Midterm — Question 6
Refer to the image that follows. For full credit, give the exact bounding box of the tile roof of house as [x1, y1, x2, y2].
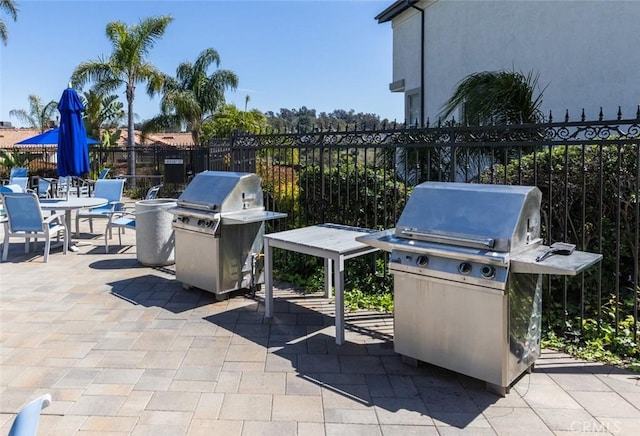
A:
[0, 128, 49, 149]
[0, 128, 195, 149]
[117, 130, 194, 147]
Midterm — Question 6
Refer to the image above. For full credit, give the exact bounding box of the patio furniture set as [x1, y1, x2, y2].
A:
[0, 169, 164, 260]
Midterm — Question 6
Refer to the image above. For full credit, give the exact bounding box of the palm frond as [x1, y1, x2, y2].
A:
[0, 0, 18, 20]
[440, 70, 545, 125]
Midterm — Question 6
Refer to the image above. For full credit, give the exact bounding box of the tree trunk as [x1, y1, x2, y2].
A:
[127, 89, 136, 189]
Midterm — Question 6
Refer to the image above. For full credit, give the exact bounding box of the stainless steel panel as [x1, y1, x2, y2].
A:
[398, 228, 496, 250]
[510, 246, 603, 275]
[396, 182, 541, 252]
[219, 221, 265, 292]
[392, 271, 509, 387]
[221, 210, 288, 225]
[169, 207, 221, 221]
[174, 221, 265, 295]
[174, 227, 222, 294]
[171, 217, 219, 236]
[392, 270, 541, 390]
[388, 257, 508, 291]
[177, 171, 262, 212]
[356, 230, 510, 266]
[508, 273, 542, 379]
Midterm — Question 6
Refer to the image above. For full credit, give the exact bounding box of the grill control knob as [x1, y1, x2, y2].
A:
[416, 255, 429, 267]
[182, 216, 189, 224]
[481, 265, 496, 279]
[458, 262, 472, 275]
[197, 219, 204, 226]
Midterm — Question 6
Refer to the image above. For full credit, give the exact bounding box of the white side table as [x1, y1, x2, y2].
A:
[263, 224, 380, 345]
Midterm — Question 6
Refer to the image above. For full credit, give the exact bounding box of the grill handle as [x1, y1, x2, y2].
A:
[399, 229, 496, 250]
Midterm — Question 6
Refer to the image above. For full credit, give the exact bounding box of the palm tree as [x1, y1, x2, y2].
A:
[71, 15, 173, 181]
[0, 0, 18, 45]
[81, 90, 125, 140]
[143, 48, 238, 145]
[81, 90, 126, 172]
[9, 94, 58, 132]
[440, 70, 545, 125]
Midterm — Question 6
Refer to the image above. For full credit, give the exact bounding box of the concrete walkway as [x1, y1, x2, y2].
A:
[0, 211, 639, 435]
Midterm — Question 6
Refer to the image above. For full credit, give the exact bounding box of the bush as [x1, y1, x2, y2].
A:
[485, 143, 639, 364]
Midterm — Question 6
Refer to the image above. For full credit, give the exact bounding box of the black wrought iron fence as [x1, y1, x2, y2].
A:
[5, 114, 639, 357]
[222, 115, 639, 357]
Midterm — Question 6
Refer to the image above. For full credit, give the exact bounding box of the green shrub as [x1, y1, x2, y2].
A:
[485, 143, 639, 366]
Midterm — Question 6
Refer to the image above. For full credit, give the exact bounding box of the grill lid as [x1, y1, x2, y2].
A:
[396, 182, 542, 252]
[177, 171, 263, 212]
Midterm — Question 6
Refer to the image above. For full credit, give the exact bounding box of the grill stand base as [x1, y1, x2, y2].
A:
[486, 382, 508, 397]
[392, 271, 542, 397]
[397, 353, 535, 397]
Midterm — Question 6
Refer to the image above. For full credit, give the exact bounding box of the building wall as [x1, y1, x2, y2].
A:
[389, 0, 640, 123]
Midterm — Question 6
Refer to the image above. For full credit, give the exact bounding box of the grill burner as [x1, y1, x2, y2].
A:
[357, 182, 602, 395]
[170, 171, 285, 297]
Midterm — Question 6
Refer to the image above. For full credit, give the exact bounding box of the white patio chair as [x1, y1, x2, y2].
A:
[7, 393, 51, 436]
[57, 176, 89, 198]
[104, 209, 136, 253]
[1, 192, 68, 263]
[75, 178, 125, 237]
[10, 177, 29, 192]
[1, 168, 29, 191]
[103, 184, 163, 253]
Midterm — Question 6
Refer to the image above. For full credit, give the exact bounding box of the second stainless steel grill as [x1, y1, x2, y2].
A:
[357, 182, 602, 395]
[170, 171, 285, 298]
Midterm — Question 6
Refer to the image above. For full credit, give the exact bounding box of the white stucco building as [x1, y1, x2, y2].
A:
[376, 0, 640, 125]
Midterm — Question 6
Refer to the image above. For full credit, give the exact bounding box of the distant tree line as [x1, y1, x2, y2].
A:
[264, 107, 391, 133]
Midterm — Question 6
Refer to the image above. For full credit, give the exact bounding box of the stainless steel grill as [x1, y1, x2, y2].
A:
[170, 171, 286, 298]
[357, 182, 602, 395]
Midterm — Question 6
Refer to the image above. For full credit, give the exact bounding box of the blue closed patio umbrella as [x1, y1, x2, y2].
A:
[57, 87, 91, 177]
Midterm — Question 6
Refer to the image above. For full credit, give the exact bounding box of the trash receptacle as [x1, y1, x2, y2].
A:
[135, 199, 177, 266]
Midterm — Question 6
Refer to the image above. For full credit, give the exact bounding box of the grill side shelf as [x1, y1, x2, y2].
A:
[221, 210, 287, 225]
[510, 246, 602, 276]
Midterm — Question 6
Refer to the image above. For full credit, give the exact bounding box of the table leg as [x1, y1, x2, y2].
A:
[264, 239, 274, 318]
[334, 255, 345, 345]
[324, 257, 333, 298]
[65, 210, 79, 252]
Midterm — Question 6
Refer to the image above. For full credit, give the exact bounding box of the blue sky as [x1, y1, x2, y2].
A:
[0, 0, 403, 128]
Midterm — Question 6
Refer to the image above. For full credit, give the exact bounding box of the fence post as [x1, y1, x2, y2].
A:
[449, 125, 457, 182]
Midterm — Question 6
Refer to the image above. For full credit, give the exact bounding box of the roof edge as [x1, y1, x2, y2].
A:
[375, 0, 417, 23]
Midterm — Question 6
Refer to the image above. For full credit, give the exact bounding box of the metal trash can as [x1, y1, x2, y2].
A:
[135, 199, 177, 266]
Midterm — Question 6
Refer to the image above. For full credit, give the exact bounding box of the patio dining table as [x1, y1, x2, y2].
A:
[40, 197, 107, 251]
[263, 224, 380, 345]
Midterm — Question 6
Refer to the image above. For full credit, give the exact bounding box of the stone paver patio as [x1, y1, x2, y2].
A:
[1, 205, 639, 435]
